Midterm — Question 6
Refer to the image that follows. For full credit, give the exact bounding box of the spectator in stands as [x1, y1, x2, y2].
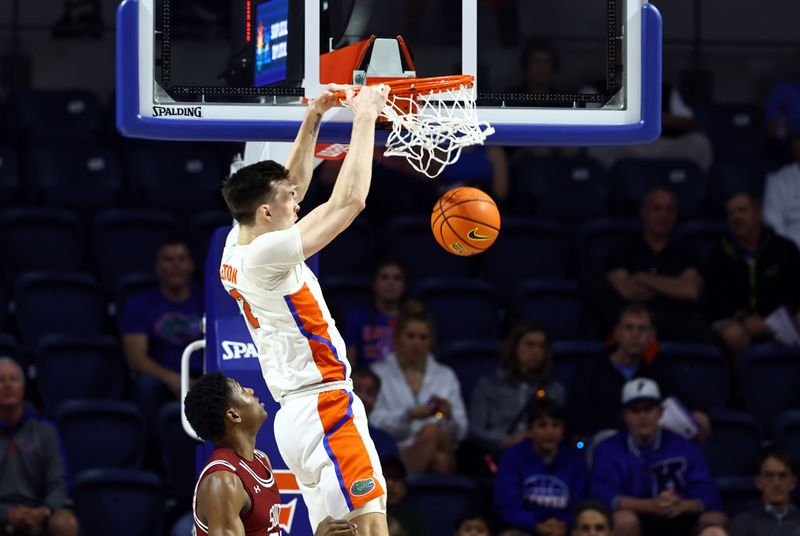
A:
[453, 512, 492, 536]
[382, 457, 429, 536]
[0, 358, 79, 536]
[763, 133, 800, 250]
[566, 303, 710, 439]
[494, 398, 588, 536]
[707, 191, 800, 356]
[601, 186, 712, 342]
[729, 448, 800, 536]
[570, 501, 613, 536]
[765, 44, 800, 160]
[370, 301, 468, 474]
[345, 259, 407, 366]
[352, 367, 399, 459]
[120, 238, 203, 463]
[591, 378, 727, 536]
[470, 321, 565, 458]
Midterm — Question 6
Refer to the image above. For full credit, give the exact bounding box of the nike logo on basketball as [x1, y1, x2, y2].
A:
[467, 228, 494, 241]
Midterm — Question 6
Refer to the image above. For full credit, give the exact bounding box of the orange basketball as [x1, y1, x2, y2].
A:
[430, 187, 501, 256]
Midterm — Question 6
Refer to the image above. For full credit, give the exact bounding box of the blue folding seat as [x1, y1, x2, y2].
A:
[707, 158, 770, 217]
[674, 220, 727, 268]
[511, 279, 594, 340]
[609, 158, 706, 219]
[385, 216, 472, 286]
[655, 342, 729, 411]
[482, 217, 568, 298]
[320, 276, 372, 324]
[511, 156, 607, 221]
[35, 335, 127, 416]
[740, 344, 800, 435]
[405, 474, 479, 536]
[773, 410, 800, 469]
[695, 103, 766, 159]
[574, 219, 641, 281]
[0, 333, 21, 364]
[158, 402, 199, 506]
[416, 278, 500, 342]
[550, 340, 606, 387]
[715, 477, 761, 519]
[14, 272, 105, 349]
[93, 209, 179, 287]
[702, 410, 762, 478]
[318, 218, 375, 278]
[7, 89, 101, 143]
[188, 211, 232, 271]
[112, 273, 160, 314]
[0, 209, 84, 281]
[440, 339, 502, 404]
[56, 399, 145, 475]
[73, 469, 165, 536]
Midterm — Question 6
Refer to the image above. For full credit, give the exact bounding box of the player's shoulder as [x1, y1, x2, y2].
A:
[198, 468, 245, 500]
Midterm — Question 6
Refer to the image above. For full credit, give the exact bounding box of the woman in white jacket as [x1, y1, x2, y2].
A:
[369, 300, 468, 475]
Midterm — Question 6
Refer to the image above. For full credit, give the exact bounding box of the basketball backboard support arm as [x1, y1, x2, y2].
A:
[116, 0, 662, 146]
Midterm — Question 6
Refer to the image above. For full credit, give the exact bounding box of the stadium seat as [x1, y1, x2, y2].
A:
[740, 344, 800, 435]
[574, 219, 641, 281]
[0, 333, 21, 364]
[112, 272, 160, 315]
[703, 410, 762, 477]
[511, 156, 607, 221]
[35, 335, 127, 417]
[707, 158, 771, 218]
[550, 340, 607, 387]
[386, 216, 473, 285]
[655, 342, 729, 410]
[482, 217, 568, 298]
[440, 339, 502, 404]
[158, 402, 199, 507]
[674, 220, 727, 268]
[0, 145, 19, 205]
[73, 469, 165, 536]
[405, 474, 480, 536]
[56, 399, 145, 475]
[695, 103, 766, 159]
[14, 272, 105, 349]
[715, 477, 761, 519]
[510, 279, 594, 340]
[188, 211, 231, 271]
[318, 218, 375, 278]
[7, 89, 101, 143]
[609, 158, 706, 219]
[773, 410, 800, 469]
[415, 278, 501, 342]
[0, 286, 7, 330]
[0, 209, 84, 281]
[320, 276, 372, 324]
[93, 209, 179, 287]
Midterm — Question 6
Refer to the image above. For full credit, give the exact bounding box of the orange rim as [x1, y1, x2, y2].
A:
[334, 74, 474, 101]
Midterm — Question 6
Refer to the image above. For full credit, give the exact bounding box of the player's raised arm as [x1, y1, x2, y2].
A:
[197, 472, 249, 536]
[297, 84, 389, 258]
[284, 84, 351, 202]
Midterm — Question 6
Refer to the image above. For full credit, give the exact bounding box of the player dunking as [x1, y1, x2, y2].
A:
[219, 84, 391, 535]
[185, 372, 358, 536]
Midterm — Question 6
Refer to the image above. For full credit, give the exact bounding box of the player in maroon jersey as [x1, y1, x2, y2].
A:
[185, 372, 358, 535]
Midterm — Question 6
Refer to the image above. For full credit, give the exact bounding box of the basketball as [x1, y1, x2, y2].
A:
[430, 187, 501, 256]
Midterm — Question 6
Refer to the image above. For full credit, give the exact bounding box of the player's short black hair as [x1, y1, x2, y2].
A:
[571, 500, 614, 530]
[222, 160, 290, 225]
[184, 372, 234, 442]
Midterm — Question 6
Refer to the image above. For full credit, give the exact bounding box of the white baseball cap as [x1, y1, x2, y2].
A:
[621, 378, 662, 406]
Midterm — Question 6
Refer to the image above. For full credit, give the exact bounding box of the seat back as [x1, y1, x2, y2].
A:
[416, 278, 500, 341]
[610, 158, 706, 218]
[511, 279, 594, 340]
[550, 340, 607, 387]
[440, 340, 502, 404]
[703, 410, 762, 477]
[318, 219, 375, 278]
[656, 342, 729, 410]
[740, 344, 800, 435]
[405, 475, 480, 536]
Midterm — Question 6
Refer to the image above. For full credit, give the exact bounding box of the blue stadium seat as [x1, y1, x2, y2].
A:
[609, 158, 706, 219]
[56, 399, 145, 475]
[511, 156, 607, 221]
[386, 216, 472, 286]
[0, 209, 84, 281]
[35, 335, 127, 417]
[695, 103, 766, 159]
[674, 220, 727, 267]
[112, 272, 160, 314]
[703, 410, 762, 478]
[14, 272, 105, 349]
[575, 219, 641, 280]
[656, 342, 729, 410]
[320, 276, 372, 323]
[188, 211, 231, 271]
[405, 474, 479, 536]
[0, 145, 19, 206]
[73, 469, 165, 536]
[773, 410, 800, 469]
[7, 89, 101, 143]
[158, 402, 199, 506]
[510, 279, 594, 340]
[482, 217, 568, 298]
[318, 218, 375, 278]
[740, 344, 800, 435]
[550, 340, 607, 387]
[707, 159, 771, 218]
[93, 210, 179, 286]
[415, 278, 501, 342]
[440, 339, 502, 404]
[715, 477, 761, 519]
[0, 333, 21, 364]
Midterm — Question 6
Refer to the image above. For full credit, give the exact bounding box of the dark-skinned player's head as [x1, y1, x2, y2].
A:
[222, 160, 291, 225]
[184, 372, 267, 443]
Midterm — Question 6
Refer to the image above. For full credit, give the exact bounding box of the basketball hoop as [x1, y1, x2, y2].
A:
[337, 75, 495, 178]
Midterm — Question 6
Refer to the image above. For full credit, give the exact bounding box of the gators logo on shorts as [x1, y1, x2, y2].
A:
[350, 478, 376, 497]
[467, 227, 494, 241]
